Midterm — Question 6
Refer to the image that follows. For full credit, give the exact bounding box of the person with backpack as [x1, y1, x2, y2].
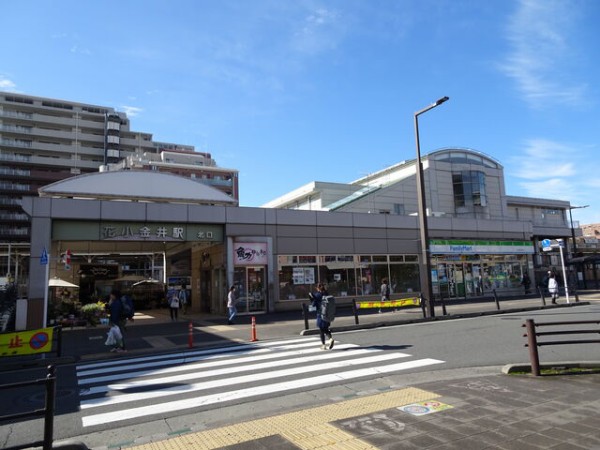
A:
[178, 284, 188, 315]
[310, 283, 335, 350]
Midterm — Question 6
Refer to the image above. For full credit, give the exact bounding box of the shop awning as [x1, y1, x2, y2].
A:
[48, 277, 79, 288]
[567, 255, 600, 265]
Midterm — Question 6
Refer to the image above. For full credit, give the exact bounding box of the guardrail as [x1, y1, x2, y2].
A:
[523, 318, 600, 376]
[0, 365, 56, 450]
[537, 285, 580, 305]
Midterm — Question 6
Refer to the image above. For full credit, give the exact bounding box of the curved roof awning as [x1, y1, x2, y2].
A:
[39, 170, 238, 206]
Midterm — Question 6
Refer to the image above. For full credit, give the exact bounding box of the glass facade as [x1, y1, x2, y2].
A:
[278, 254, 420, 301]
[278, 250, 530, 302]
[432, 254, 529, 299]
[453, 170, 487, 208]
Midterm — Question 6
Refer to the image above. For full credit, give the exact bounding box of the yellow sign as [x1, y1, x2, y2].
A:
[356, 297, 420, 309]
[0, 327, 55, 357]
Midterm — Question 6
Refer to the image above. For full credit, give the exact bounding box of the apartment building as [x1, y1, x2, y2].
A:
[0, 91, 238, 283]
[111, 145, 238, 200]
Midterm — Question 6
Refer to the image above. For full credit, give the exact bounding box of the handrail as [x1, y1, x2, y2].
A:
[0, 365, 56, 450]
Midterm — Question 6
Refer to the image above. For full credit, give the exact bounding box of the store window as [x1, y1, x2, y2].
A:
[278, 254, 420, 301]
[453, 170, 487, 210]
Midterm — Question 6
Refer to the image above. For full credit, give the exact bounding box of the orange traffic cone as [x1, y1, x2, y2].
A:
[250, 316, 258, 342]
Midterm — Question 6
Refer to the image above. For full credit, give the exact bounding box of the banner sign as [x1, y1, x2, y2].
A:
[356, 298, 420, 309]
[0, 327, 55, 357]
[233, 242, 268, 265]
[429, 240, 534, 255]
[52, 220, 223, 243]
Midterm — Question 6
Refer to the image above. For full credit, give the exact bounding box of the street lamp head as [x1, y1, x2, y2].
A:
[569, 205, 589, 210]
[435, 96, 449, 106]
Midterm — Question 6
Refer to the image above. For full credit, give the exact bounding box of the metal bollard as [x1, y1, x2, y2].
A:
[43, 365, 57, 450]
[439, 294, 448, 316]
[351, 299, 359, 325]
[524, 319, 541, 376]
[302, 303, 309, 330]
[492, 289, 500, 310]
[538, 286, 546, 306]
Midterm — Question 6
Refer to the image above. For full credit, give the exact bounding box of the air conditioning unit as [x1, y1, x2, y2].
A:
[431, 211, 446, 217]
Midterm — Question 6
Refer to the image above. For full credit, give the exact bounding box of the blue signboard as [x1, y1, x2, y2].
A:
[40, 248, 48, 265]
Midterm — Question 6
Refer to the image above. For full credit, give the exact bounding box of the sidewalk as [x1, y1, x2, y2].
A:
[116, 369, 600, 450]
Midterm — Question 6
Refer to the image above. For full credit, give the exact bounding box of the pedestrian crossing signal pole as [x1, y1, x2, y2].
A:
[188, 321, 193, 348]
[250, 316, 258, 342]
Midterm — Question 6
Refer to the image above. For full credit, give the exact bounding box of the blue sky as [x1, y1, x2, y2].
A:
[2, 0, 599, 225]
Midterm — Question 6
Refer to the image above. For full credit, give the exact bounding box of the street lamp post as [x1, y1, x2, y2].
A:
[414, 96, 449, 318]
[568, 205, 589, 258]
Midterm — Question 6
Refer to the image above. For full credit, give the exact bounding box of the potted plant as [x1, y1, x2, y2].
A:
[80, 301, 106, 327]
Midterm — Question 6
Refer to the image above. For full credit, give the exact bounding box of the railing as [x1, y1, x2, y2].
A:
[523, 318, 600, 376]
[0, 365, 56, 450]
[537, 285, 579, 305]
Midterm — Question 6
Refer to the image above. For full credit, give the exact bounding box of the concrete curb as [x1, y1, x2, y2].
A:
[502, 361, 600, 374]
[301, 301, 590, 335]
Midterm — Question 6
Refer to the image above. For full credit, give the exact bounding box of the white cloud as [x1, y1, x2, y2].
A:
[500, 0, 588, 108]
[291, 7, 347, 56]
[70, 45, 91, 55]
[512, 139, 577, 180]
[0, 77, 17, 91]
[518, 178, 575, 201]
[510, 138, 598, 218]
[121, 106, 143, 117]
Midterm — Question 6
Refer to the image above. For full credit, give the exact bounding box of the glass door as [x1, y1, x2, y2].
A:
[233, 266, 267, 314]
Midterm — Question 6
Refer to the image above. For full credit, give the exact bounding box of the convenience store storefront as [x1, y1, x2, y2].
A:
[430, 240, 535, 299]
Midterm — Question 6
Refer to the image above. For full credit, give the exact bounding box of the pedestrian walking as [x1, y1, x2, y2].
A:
[521, 273, 531, 294]
[168, 287, 180, 321]
[548, 274, 559, 304]
[227, 285, 237, 325]
[178, 284, 188, 315]
[310, 283, 335, 350]
[107, 289, 127, 352]
[379, 278, 390, 313]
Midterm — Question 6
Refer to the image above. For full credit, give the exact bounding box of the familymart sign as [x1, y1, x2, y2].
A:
[429, 240, 534, 255]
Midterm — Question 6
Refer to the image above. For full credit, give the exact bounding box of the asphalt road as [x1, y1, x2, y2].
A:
[1, 302, 598, 449]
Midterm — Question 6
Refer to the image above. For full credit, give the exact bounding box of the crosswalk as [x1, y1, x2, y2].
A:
[77, 337, 444, 428]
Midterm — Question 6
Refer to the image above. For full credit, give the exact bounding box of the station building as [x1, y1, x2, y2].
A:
[23, 148, 574, 329]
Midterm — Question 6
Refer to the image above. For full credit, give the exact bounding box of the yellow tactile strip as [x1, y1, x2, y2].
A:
[129, 387, 440, 450]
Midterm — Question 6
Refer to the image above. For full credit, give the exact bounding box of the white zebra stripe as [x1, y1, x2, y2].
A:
[81, 343, 365, 394]
[77, 337, 321, 378]
[81, 358, 444, 427]
[81, 350, 410, 408]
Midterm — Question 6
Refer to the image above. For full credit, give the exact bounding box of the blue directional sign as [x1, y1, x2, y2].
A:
[541, 239, 551, 248]
[40, 248, 48, 265]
